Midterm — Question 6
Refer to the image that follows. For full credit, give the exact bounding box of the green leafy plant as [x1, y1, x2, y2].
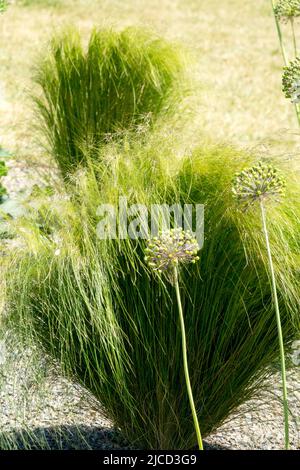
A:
[0, 0, 7, 13]
[0, 160, 8, 202]
[145, 228, 203, 450]
[34, 27, 184, 178]
[232, 162, 289, 450]
[5, 138, 300, 449]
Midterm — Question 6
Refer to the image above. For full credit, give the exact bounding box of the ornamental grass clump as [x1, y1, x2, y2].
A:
[4, 140, 300, 449]
[145, 228, 203, 450]
[34, 27, 184, 178]
[233, 161, 289, 450]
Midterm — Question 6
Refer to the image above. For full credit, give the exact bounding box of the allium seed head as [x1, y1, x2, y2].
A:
[282, 57, 300, 101]
[145, 228, 200, 274]
[274, 0, 300, 21]
[232, 162, 286, 208]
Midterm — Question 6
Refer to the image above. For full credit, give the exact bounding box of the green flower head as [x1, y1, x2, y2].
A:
[274, 0, 300, 21]
[145, 228, 200, 274]
[232, 162, 286, 208]
[282, 57, 300, 102]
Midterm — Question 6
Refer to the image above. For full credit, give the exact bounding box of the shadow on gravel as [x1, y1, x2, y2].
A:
[0, 425, 226, 450]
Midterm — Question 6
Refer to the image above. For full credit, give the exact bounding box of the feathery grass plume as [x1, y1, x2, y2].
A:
[274, 1, 300, 57]
[233, 161, 290, 450]
[4, 139, 300, 449]
[145, 228, 203, 449]
[274, 0, 300, 21]
[34, 27, 184, 178]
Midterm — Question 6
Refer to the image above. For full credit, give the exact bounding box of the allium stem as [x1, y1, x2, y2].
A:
[290, 17, 297, 56]
[271, 0, 289, 65]
[260, 201, 290, 450]
[173, 266, 204, 451]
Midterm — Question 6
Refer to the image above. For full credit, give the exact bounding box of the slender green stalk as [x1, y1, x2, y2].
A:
[290, 17, 297, 57]
[260, 201, 289, 450]
[271, 0, 289, 65]
[295, 103, 300, 125]
[173, 266, 204, 451]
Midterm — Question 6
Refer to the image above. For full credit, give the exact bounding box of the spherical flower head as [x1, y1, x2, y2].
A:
[282, 57, 300, 101]
[145, 228, 200, 276]
[232, 161, 286, 208]
[274, 0, 300, 21]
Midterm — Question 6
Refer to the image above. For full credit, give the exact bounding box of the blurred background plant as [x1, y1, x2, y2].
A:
[18, 0, 61, 6]
[271, 0, 300, 125]
[0, 0, 7, 13]
[1, 3, 8, 201]
[0, 159, 8, 202]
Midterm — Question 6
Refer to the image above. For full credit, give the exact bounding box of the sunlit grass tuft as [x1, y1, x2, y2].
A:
[34, 27, 185, 178]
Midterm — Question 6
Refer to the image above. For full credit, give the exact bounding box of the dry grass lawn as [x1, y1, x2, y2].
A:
[1, 0, 300, 168]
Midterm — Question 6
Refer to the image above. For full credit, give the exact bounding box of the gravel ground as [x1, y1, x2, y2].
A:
[0, 340, 299, 450]
[205, 371, 300, 450]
